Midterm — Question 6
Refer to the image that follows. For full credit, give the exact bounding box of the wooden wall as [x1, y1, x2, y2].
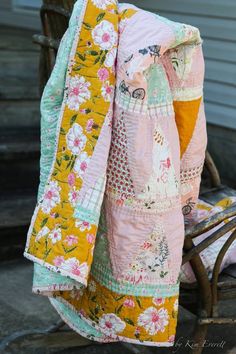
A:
[0, 0, 40, 29]
[0, 26, 40, 129]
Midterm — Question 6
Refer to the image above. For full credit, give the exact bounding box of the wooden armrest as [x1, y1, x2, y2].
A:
[33, 34, 60, 50]
[185, 202, 236, 239]
[182, 217, 236, 265]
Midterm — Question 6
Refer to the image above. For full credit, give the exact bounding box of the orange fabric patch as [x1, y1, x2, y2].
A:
[173, 97, 202, 158]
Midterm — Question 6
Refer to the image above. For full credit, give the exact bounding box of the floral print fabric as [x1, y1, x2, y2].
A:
[25, 0, 119, 286]
[25, 0, 208, 347]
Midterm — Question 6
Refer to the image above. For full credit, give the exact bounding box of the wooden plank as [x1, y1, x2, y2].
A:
[0, 132, 40, 160]
[203, 38, 236, 63]
[0, 10, 41, 30]
[204, 81, 236, 108]
[0, 101, 40, 128]
[0, 26, 39, 52]
[0, 50, 39, 99]
[0, 0, 11, 10]
[129, 0, 236, 19]
[205, 102, 236, 129]
[205, 59, 236, 86]
[0, 78, 39, 99]
[0, 50, 39, 78]
[0, 193, 37, 229]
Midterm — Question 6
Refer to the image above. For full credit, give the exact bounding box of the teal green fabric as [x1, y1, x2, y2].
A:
[73, 205, 100, 225]
[50, 298, 104, 340]
[145, 64, 172, 106]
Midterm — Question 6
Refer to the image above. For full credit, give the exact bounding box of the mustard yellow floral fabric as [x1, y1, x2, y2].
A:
[25, 0, 119, 285]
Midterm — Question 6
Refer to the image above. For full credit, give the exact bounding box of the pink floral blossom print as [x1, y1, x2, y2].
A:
[48, 227, 62, 244]
[123, 298, 135, 308]
[86, 233, 95, 244]
[92, 20, 117, 51]
[67, 76, 91, 111]
[66, 123, 87, 155]
[41, 181, 61, 214]
[137, 307, 169, 335]
[53, 256, 65, 267]
[86, 118, 94, 133]
[76, 220, 91, 231]
[65, 235, 79, 246]
[68, 187, 79, 207]
[97, 67, 109, 82]
[99, 313, 126, 336]
[91, 0, 116, 10]
[68, 173, 76, 187]
[101, 81, 113, 102]
[168, 335, 175, 343]
[74, 151, 90, 178]
[152, 298, 165, 307]
[60, 257, 89, 278]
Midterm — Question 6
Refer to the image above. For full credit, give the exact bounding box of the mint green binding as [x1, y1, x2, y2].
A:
[73, 204, 100, 224]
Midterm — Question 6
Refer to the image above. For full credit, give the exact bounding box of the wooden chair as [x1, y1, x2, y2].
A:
[180, 155, 236, 353]
[3, 2, 236, 353]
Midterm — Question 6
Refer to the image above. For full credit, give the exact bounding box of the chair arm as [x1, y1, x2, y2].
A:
[33, 34, 60, 51]
[182, 217, 236, 265]
[185, 202, 236, 239]
[211, 229, 236, 308]
[204, 151, 221, 188]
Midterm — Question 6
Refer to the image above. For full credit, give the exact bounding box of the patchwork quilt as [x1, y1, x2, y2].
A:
[24, 0, 208, 346]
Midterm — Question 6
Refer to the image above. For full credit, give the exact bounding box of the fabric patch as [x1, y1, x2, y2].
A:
[49, 274, 179, 345]
[137, 125, 179, 200]
[173, 97, 202, 158]
[106, 110, 135, 201]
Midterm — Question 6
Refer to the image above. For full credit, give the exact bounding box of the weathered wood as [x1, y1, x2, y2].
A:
[0, 77, 39, 100]
[185, 203, 236, 239]
[0, 100, 40, 128]
[211, 230, 236, 307]
[183, 217, 236, 264]
[0, 193, 37, 229]
[129, 0, 236, 20]
[0, 26, 39, 52]
[204, 151, 221, 188]
[199, 318, 236, 325]
[33, 34, 59, 50]
[0, 50, 40, 99]
[0, 133, 40, 160]
[0, 51, 39, 78]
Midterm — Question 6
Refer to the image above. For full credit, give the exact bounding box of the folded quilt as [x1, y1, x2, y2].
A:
[24, 0, 207, 346]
